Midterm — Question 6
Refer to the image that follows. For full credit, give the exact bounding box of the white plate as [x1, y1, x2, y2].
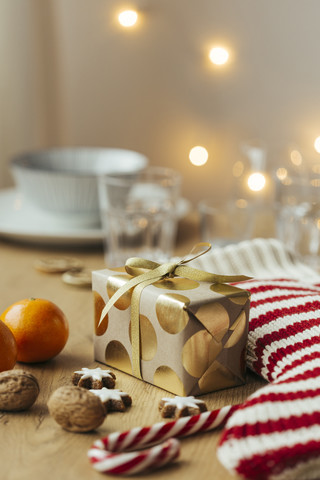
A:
[0, 188, 191, 246]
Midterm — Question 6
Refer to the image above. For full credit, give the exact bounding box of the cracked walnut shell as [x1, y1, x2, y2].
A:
[47, 386, 106, 432]
[0, 369, 39, 411]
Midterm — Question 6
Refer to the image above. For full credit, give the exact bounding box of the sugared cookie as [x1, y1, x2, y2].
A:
[90, 388, 132, 412]
[159, 396, 207, 418]
[72, 367, 116, 389]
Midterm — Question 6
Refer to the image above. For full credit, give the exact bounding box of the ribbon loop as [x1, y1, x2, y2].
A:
[180, 242, 212, 263]
[98, 243, 251, 380]
[125, 257, 161, 277]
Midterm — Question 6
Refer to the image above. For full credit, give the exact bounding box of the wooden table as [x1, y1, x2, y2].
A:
[0, 214, 265, 480]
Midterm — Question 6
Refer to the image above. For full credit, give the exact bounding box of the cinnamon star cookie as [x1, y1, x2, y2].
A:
[90, 387, 132, 412]
[159, 396, 207, 418]
[72, 367, 116, 389]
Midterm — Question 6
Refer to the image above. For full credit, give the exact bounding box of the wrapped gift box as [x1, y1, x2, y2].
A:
[92, 266, 250, 396]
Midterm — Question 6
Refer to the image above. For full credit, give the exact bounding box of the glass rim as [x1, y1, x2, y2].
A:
[98, 166, 181, 188]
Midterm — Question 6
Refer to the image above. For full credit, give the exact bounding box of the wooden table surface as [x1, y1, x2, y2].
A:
[0, 213, 265, 480]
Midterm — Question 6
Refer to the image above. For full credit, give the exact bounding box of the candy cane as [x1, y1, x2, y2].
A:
[88, 404, 239, 475]
[88, 438, 180, 475]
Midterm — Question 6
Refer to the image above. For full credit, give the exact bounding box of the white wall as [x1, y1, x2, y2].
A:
[0, 1, 51, 187]
[1, 0, 320, 203]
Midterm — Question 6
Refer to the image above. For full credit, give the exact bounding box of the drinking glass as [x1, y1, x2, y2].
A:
[275, 165, 320, 270]
[98, 167, 181, 267]
[274, 175, 307, 249]
[198, 198, 254, 247]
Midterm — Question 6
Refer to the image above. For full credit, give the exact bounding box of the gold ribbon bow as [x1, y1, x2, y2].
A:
[99, 242, 251, 380]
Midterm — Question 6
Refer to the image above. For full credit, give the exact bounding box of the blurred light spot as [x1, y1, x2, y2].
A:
[189, 146, 208, 166]
[232, 161, 244, 177]
[290, 150, 302, 166]
[247, 172, 266, 192]
[235, 198, 248, 208]
[311, 179, 320, 187]
[276, 167, 288, 181]
[312, 164, 320, 174]
[314, 137, 320, 153]
[118, 10, 138, 27]
[209, 47, 229, 65]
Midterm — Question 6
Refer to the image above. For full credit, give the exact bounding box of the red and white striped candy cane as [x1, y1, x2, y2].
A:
[88, 404, 238, 475]
[88, 438, 180, 475]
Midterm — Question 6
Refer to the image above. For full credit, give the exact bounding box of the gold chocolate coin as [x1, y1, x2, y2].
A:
[34, 257, 84, 273]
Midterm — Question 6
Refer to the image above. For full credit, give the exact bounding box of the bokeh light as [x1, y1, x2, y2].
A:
[276, 167, 288, 181]
[118, 10, 138, 27]
[314, 137, 320, 154]
[290, 149, 302, 166]
[209, 47, 229, 65]
[189, 146, 208, 166]
[235, 198, 248, 208]
[232, 160, 244, 177]
[247, 172, 266, 192]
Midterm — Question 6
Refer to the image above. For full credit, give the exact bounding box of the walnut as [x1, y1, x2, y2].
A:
[0, 369, 39, 411]
[47, 386, 107, 432]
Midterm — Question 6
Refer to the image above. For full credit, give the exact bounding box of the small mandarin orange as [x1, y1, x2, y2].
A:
[0, 319, 18, 371]
[0, 298, 69, 363]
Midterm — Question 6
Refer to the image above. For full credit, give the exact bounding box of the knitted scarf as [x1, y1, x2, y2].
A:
[192, 238, 320, 480]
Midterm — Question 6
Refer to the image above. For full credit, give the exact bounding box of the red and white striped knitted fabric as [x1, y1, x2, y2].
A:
[217, 276, 320, 480]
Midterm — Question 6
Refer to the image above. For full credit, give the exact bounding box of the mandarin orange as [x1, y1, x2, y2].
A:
[0, 319, 18, 371]
[0, 298, 69, 363]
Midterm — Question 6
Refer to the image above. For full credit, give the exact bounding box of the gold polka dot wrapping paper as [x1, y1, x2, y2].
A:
[92, 248, 251, 396]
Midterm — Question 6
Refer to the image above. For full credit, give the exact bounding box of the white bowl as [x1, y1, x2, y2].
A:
[10, 148, 149, 227]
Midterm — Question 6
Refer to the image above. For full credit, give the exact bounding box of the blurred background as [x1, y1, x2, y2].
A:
[1, 0, 320, 205]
